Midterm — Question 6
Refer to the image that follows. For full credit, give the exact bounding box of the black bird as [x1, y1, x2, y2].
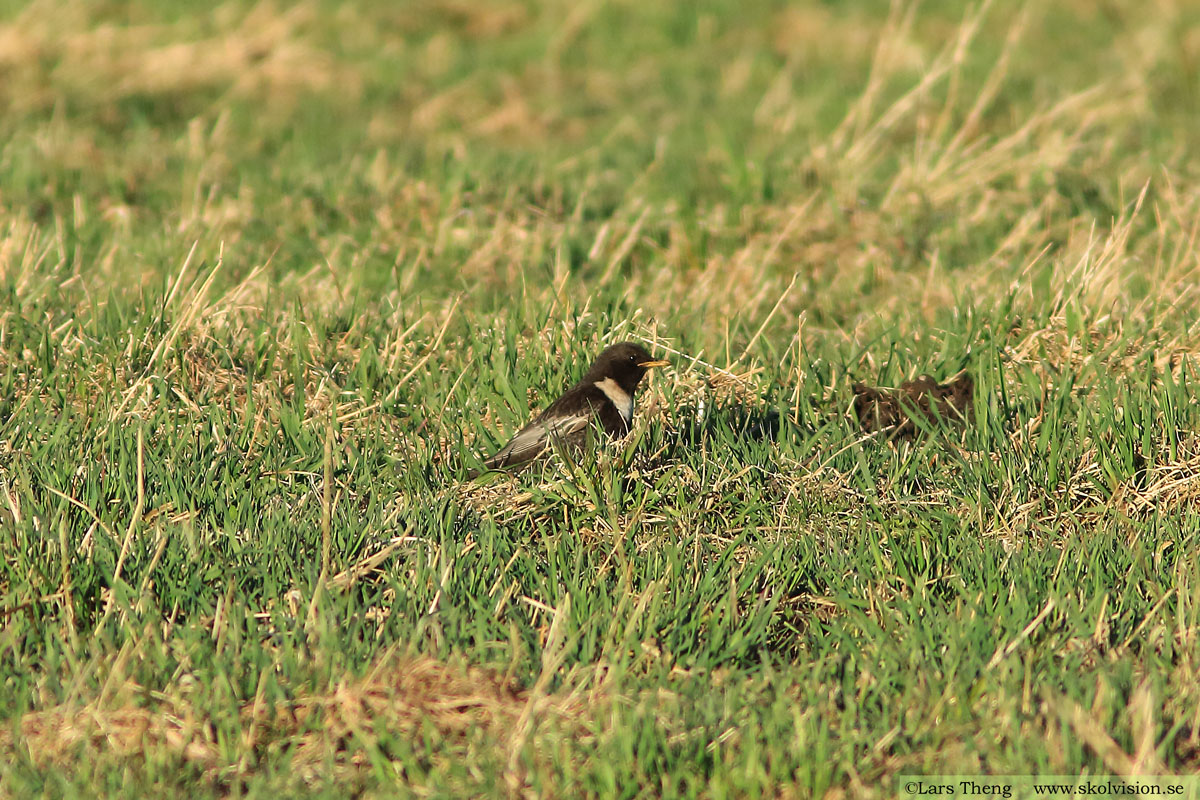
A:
[468, 341, 669, 478]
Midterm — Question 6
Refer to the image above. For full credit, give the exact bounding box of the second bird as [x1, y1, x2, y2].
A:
[470, 341, 669, 477]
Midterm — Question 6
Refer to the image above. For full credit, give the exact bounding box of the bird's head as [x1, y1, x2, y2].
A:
[585, 341, 670, 393]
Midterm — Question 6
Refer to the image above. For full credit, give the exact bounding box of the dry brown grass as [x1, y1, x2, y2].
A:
[5, 654, 590, 789]
[0, 1, 361, 113]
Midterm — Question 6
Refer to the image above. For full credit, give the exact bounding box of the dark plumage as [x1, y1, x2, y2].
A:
[468, 342, 668, 478]
[852, 373, 974, 440]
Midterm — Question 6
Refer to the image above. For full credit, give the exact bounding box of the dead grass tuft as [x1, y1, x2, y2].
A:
[1118, 435, 1200, 516]
[0, 1, 362, 113]
[6, 655, 588, 787]
[1004, 315, 1200, 382]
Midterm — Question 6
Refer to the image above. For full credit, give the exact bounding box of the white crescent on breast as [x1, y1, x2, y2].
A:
[593, 377, 634, 423]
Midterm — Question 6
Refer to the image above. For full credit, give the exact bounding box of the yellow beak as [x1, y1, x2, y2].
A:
[638, 359, 670, 368]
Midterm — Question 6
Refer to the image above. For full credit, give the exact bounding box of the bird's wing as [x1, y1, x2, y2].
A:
[483, 412, 591, 469]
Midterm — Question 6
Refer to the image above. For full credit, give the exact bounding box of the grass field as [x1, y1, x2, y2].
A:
[2, 0, 1200, 796]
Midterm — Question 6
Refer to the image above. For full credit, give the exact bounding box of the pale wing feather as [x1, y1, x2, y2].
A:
[485, 412, 590, 468]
